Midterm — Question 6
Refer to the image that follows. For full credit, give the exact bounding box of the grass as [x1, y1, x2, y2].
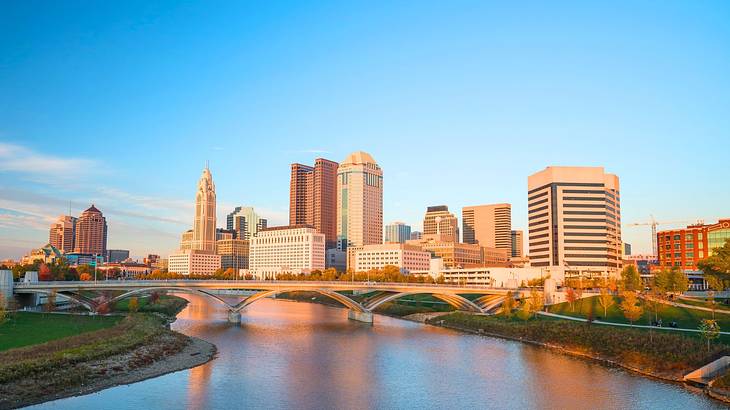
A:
[548, 295, 730, 331]
[113, 295, 188, 317]
[430, 312, 729, 379]
[678, 297, 730, 311]
[0, 312, 121, 351]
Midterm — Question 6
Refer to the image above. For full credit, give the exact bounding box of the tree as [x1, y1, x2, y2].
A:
[516, 299, 532, 321]
[39, 263, 52, 281]
[644, 290, 663, 323]
[128, 297, 139, 314]
[597, 287, 614, 317]
[80, 273, 92, 281]
[501, 291, 515, 319]
[0, 294, 6, 325]
[529, 289, 544, 318]
[45, 290, 56, 313]
[619, 291, 643, 325]
[620, 265, 642, 292]
[698, 238, 730, 280]
[565, 287, 578, 312]
[699, 319, 721, 352]
[149, 291, 160, 305]
[667, 268, 689, 294]
[706, 274, 724, 320]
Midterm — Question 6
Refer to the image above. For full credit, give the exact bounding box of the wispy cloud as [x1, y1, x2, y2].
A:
[0, 142, 98, 178]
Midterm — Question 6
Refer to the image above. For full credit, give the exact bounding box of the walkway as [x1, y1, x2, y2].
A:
[537, 311, 730, 335]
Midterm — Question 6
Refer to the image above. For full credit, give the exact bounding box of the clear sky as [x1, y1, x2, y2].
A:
[1, 1, 729, 260]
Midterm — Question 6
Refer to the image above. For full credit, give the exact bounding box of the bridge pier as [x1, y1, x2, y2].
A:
[228, 311, 241, 324]
[348, 310, 373, 324]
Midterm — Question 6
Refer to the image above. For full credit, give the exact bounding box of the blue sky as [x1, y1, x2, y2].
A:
[1, 1, 729, 260]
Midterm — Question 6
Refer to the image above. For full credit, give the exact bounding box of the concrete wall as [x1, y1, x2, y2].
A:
[0, 270, 12, 307]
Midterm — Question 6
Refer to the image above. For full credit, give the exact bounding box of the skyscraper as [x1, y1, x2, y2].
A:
[423, 206, 459, 242]
[385, 222, 411, 243]
[74, 205, 107, 256]
[289, 158, 338, 249]
[511, 230, 523, 258]
[226, 206, 267, 240]
[49, 215, 77, 253]
[192, 165, 216, 252]
[462, 203, 512, 251]
[336, 151, 383, 250]
[527, 166, 621, 277]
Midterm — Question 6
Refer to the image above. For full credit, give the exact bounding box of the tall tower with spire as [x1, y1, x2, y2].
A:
[192, 164, 217, 252]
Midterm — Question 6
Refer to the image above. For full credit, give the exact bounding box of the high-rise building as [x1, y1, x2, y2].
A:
[107, 249, 130, 263]
[216, 228, 235, 241]
[216, 239, 250, 271]
[511, 230, 524, 258]
[49, 215, 77, 253]
[226, 206, 267, 240]
[336, 151, 383, 250]
[384, 222, 411, 244]
[289, 158, 339, 249]
[192, 165, 216, 253]
[462, 204, 511, 251]
[423, 206, 459, 243]
[527, 166, 622, 278]
[249, 226, 325, 279]
[74, 204, 108, 257]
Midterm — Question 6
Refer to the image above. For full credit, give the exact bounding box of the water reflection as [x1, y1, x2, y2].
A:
[30, 294, 722, 410]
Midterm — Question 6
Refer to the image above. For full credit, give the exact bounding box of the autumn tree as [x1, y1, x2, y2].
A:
[128, 297, 139, 314]
[501, 291, 515, 319]
[45, 290, 56, 313]
[529, 289, 544, 318]
[565, 287, 578, 312]
[620, 265, 642, 292]
[597, 287, 614, 317]
[667, 267, 689, 294]
[80, 273, 92, 281]
[619, 291, 643, 325]
[516, 299, 532, 321]
[699, 319, 720, 352]
[38, 263, 52, 281]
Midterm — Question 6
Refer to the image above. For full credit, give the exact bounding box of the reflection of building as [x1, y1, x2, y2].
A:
[511, 230, 523, 258]
[74, 205, 108, 257]
[226, 206, 267, 240]
[423, 206, 459, 242]
[216, 239, 249, 271]
[192, 166, 217, 252]
[49, 215, 77, 253]
[250, 226, 325, 279]
[106, 249, 130, 263]
[350, 243, 430, 273]
[21, 244, 64, 265]
[168, 250, 221, 275]
[384, 222, 411, 244]
[657, 219, 730, 271]
[336, 151, 383, 250]
[462, 204, 511, 252]
[527, 166, 622, 278]
[290, 158, 339, 249]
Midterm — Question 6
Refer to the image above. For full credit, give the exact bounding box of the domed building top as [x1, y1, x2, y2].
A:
[342, 151, 377, 165]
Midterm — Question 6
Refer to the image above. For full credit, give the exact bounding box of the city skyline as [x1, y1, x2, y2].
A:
[2, 2, 729, 259]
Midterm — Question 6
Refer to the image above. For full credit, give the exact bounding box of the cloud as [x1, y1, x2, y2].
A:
[0, 142, 99, 178]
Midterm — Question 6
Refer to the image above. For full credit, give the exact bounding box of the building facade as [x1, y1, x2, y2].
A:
[423, 206, 460, 242]
[49, 215, 77, 253]
[351, 243, 430, 273]
[511, 230, 524, 258]
[289, 158, 339, 249]
[21, 244, 64, 265]
[249, 226, 326, 279]
[336, 151, 383, 250]
[168, 250, 221, 276]
[216, 238, 250, 271]
[73, 205, 108, 257]
[462, 203, 512, 251]
[180, 229, 193, 251]
[657, 218, 730, 270]
[106, 249, 130, 263]
[226, 206, 267, 240]
[410, 231, 423, 240]
[384, 222, 411, 244]
[192, 166, 216, 252]
[527, 166, 622, 278]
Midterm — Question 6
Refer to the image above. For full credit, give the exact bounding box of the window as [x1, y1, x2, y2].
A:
[686, 242, 694, 249]
[674, 253, 681, 258]
[686, 252, 694, 258]
[686, 234, 694, 240]
[699, 242, 704, 249]
[674, 244, 680, 249]
[673, 234, 681, 240]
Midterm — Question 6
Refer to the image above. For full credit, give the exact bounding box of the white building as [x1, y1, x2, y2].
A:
[352, 243, 430, 273]
[168, 249, 221, 276]
[249, 226, 325, 279]
[412, 260, 566, 288]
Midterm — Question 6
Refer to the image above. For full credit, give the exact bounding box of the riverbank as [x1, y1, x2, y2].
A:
[0, 301, 217, 409]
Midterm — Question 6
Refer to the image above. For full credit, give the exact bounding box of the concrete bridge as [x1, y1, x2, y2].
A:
[7, 278, 523, 323]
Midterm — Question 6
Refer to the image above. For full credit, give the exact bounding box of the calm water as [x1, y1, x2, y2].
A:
[31, 294, 723, 409]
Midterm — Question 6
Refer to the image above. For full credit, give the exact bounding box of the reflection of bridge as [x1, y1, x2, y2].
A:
[11, 280, 523, 323]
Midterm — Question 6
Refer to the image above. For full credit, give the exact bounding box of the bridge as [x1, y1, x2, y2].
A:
[8, 280, 523, 323]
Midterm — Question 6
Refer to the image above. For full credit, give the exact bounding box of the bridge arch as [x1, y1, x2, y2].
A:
[20, 290, 97, 312]
[232, 289, 368, 313]
[364, 291, 484, 313]
[105, 287, 234, 310]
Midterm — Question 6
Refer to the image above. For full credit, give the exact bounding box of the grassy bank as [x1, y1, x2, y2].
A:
[113, 294, 189, 317]
[0, 313, 122, 351]
[428, 312, 729, 380]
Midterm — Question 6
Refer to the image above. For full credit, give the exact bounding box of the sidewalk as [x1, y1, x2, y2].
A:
[537, 311, 730, 335]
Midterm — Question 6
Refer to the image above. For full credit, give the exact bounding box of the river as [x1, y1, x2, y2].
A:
[30, 294, 723, 409]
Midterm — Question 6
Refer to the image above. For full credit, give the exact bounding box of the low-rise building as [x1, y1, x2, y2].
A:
[168, 250, 221, 275]
[21, 244, 64, 265]
[216, 238, 250, 271]
[351, 243, 430, 273]
[249, 225, 325, 279]
[657, 219, 730, 271]
[106, 249, 130, 263]
[412, 263, 565, 288]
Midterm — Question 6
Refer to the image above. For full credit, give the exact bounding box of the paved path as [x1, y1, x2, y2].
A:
[643, 295, 730, 315]
[538, 311, 730, 335]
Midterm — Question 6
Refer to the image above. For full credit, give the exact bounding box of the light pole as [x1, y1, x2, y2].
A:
[94, 253, 98, 283]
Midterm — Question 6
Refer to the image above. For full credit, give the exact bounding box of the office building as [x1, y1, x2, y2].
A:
[180, 229, 193, 251]
[410, 231, 423, 240]
[462, 204, 511, 251]
[336, 151, 383, 250]
[216, 239, 250, 271]
[623, 242, 632, 256]
[168, 250, 221, 276]
[226, 206, 268, 240]
[192, 165, 216, 252]
[384, 222, 411, 244]
[657, 218, 730, 271]
[107, 249, 130, 263]
[144, 254, 160, 267]
[423, 206, 459, 242]
[289, 158, 339, 249]
[49, 215, 77, 253]
[527, 166, 622, 278]
[74, 204, 108, 257]
[351, 243, 430, 273]
[216, 228, 235, 241]
[511, 230, 523, 258]
[249, 225, 325, 279]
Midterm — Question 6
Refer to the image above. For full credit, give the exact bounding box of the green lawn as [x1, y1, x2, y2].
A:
[677, 297, 730, 311]
[548, 295, 730, 331]
[0, 312, 121, 351]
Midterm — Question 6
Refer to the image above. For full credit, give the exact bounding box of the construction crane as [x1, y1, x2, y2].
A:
[626, 215, 704, 256]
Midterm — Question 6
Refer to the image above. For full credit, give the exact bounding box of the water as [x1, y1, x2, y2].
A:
[30, 295, 723, 409]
